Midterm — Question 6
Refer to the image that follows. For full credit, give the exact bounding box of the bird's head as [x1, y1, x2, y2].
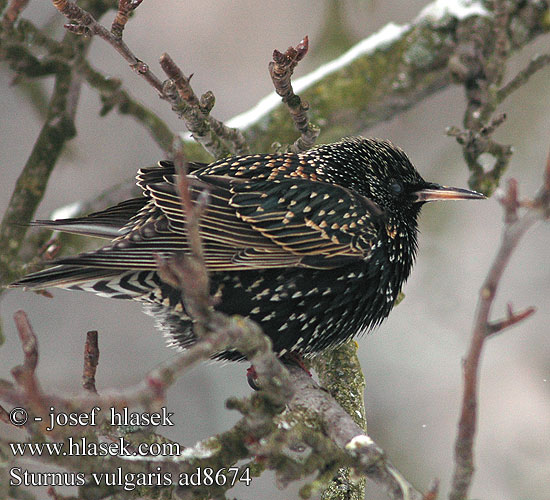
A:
[319, 137, 485, 217]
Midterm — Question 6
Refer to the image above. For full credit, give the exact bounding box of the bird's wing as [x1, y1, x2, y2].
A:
[28, 162, 383, 274]
[146, 171, 383, 267]
[46, 168, 300, 271]
[227, 178, 381, 267]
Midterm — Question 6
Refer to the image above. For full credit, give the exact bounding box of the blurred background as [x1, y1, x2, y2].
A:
[1, 1, 549, 499]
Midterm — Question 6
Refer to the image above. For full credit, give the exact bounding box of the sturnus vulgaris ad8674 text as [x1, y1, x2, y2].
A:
[11, 137, 485, 359]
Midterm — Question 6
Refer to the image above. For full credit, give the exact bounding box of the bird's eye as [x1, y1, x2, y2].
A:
[389, 181, 403, 195]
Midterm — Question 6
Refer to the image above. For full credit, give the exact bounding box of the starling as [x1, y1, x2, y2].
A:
[11, 137, 484, 359]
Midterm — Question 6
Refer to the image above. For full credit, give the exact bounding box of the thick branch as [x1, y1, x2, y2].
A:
[496, 53, 550, 104]
[287, 365, 423, 500]
[0, 32, 90, 287]
[229, 0, 549, 152]
[313, 341, 367, 500]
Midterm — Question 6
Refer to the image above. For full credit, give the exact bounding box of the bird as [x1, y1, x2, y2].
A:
[11, 137, 485, 360]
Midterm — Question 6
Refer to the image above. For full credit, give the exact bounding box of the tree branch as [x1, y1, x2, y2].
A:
[0, 315, 425, 500]
[449, 150, 550, 500]
[229, 1, 548, 153]
[111, 0, 144, 40]
[82, 330, 99, 393]
[0, 29, 93, 287]
[51, 0, 248, 159]
[447, 0, 550, 194]
[269, 36, 320, 152]
[52, 0, 165, 95]
[313, 341, 367, 499]
[1, 0, 29, 28]
[159, 53, 232, 159]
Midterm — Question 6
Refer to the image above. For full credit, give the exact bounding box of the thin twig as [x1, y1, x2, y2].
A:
[208, 114, 250, 155]
[6, 17, 74, 57]
[200, 91, 249, 154]
[269, 36, 319, 152]
[111, 0, 144, 39]
[13, 310, 38, 372]
[11, 311, 47, 422]
[173, 143, 208, 265]
[82, 330, 99, 393]
[483, 0, 510, 91]
[496, 53, 550, 104]
[486, 304, 536, 337]
[498, 178, 519, 223]
[1, 0, 29, 28]
[52, 0, 165, 95]
[449, 151, 550, 500]
[423, 479, 440, 500]
[446, 1, 545, 194]
[155, 143, 212, 329]
[160, 52, 231, 158]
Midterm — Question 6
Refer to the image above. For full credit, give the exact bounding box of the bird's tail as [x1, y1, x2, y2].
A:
[29, 197, 147, 239]
[10, 265, 117, 289]
[8, 194, 156, 298]
[9, 265, 160, 300]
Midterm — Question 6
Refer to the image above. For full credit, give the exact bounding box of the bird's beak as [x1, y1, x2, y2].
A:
[413, 184, 486, 203]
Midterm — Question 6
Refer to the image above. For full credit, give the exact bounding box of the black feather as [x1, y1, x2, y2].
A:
[11, 138, 484, 359]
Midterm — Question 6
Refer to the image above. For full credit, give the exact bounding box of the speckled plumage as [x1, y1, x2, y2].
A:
[11, 137, 484, 359]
